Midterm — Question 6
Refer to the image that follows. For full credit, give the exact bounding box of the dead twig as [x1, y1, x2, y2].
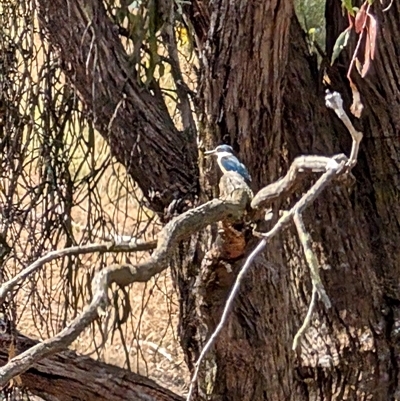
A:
[293, 211, 330, 309]
[291, 211, 330, 351]
[325, 90, 363, 166]
[292, 285, 317, 351]
[251, 154, 348, 210]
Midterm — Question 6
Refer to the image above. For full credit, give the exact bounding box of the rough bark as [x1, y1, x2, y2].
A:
[176, 1, 297, 400]
[10, 0, 400, 400]
[36, 0, 199, 214]
[0, 331, 183, 401]
[279, 15, 388, 399]
[202, 1, 296, 399]
[178, 1, 400, 401]
[323, 1, 400, 397]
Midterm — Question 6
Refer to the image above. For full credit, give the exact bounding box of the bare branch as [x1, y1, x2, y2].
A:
[382, 0, 394, 12]
[291, 211, 331, 351]
[292, 285, 317, 351]
[36, 0, 199, 213]
[187, 89, 366, 397]
[325, 90, 363, 166]
[293, 212, 331, 309]
[251, 154, 348, 210]
[0, 241, 157, 306]
[0, 331, 184, 401]
[0, 181, 251, 387]
[253, 92, 362, 212]
[162, 2, 196, 134]
[186, 237, 267, 401]
[260, 159, 344, 239]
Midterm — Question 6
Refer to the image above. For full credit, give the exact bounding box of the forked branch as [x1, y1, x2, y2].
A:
[0, 241, 157, 306]
[186, 159, 343, 401]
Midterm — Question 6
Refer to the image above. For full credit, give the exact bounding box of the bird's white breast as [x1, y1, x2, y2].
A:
[216, 151, 233, 160]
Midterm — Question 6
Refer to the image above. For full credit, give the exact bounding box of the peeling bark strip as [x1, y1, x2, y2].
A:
[36, 0, 199, 213]
[0, 331, 183, 401]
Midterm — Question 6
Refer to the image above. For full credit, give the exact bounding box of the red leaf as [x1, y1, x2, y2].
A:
[355, 3, 368, 33]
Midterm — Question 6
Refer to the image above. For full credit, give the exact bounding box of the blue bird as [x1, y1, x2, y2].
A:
[204, 144, 251, 182]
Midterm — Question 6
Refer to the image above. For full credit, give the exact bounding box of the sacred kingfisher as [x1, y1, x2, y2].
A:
[204, 144, 251, 182]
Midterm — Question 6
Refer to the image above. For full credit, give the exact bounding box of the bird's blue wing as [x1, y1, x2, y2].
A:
[219, 156, 252, 182]
[237, 162, 252, 182]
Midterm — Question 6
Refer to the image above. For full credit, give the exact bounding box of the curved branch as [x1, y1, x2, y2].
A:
[187, 91, 364, 396]
[251, 154, 348, 209]
[187, 160, 342, 401]
[0, 241, 157, 306]
[0, 177, 251, 386]
[36, 0, 199, 213]
[253, 91, 362, 211]
[293, 212, 331, 309]
[162, 3, 196, 134]
[292, 285, 317, 351]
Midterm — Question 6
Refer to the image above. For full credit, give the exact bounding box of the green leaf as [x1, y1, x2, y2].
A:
[342, 0, 355, 16]
[331, 28, 351, 65]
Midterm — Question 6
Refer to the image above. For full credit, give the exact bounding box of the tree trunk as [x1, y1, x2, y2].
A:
[186, 1, 297, 399]
[0, 331, 183, 401]
[36, 0, 199, 214]
[177, 1, 400, 400]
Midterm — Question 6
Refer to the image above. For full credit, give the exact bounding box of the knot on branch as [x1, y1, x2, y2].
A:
[209, 172, 254, 259]
[219, 172, 253, 206]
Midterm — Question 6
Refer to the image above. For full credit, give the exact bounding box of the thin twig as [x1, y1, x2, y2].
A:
[346, 3, 370, 81]
[251, 154, 348, 210]
[107, 94, 126, 132]
[186, 238, 267, 401]
[291, 210, 331, 350]
[0, 273, 106, 386]
[293, 212, 331, 309]
[292, 285, 317, 350]
[162, 2, 196, 134]
[325, 91, 363, 166]
[382, 0, 393, 12]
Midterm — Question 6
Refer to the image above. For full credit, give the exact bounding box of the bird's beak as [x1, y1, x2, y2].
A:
[204, 149, 217, 157]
